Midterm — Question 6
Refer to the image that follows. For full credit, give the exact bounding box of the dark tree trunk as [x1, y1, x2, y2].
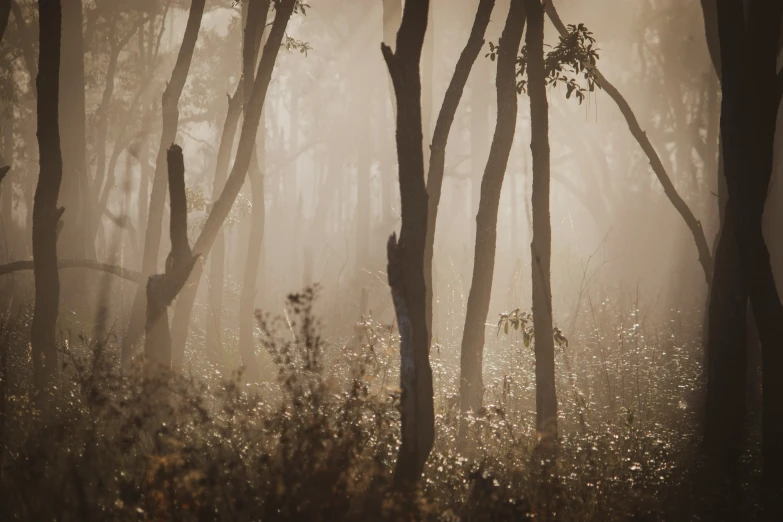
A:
[122, 0, 207, 368]
[457, 0, 524, 444]
[424, 0, 494, 336]
[715, 0, 783, 499]
[527, 0, 557, 445]
[31, 0, 64, 391]
[381, 0, 433, 487]
[144, 145, 197, 374]
[170, 0, 293, 370]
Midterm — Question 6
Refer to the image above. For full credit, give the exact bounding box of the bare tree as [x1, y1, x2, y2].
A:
[144, 144, 198, 374]
[457, 0, 524, 443]
[381, 0, 433, 486]
[169, 0, 296, 370]
[31, 0, 64, 390]
[122, 0, 207, 368]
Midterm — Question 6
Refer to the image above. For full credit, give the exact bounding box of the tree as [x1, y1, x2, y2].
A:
[169, 0, 297, 371]
[525, 0, 557, 447]
[711, 0, 783, 501]
[121, 0, 207, 368]
[381, 0, 433, 486]
[456, 0, 524, 444]
[31, 0, 64, 390]
[423, 0, 494, 339]
[144, 144, 198, 375]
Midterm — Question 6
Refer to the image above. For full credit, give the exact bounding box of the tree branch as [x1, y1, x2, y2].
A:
[0, 259, 141, 283]
[546, 0, 713, 283]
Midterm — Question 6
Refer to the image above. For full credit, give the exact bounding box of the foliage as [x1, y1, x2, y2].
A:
[497, 307, 569, 350]
[487, 23, 602, 103]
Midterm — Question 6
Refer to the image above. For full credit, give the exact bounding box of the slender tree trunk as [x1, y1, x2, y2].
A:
[31, 0, 64, 391]
[527, 0, 557, 445]
[381, 0, 433, 487]
[170, 0, 293, 370]
[457, 0, 524, 444]
[122, 0, 207, 368]
[424, 0, 494, 341]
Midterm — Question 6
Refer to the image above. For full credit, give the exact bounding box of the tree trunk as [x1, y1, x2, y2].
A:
[527, 0, 557, 445]
[381, 0, 433, 487]
[457, 0, 524, 444]
[31, 0, 64, 391]
[170, 0, 293, 370]
[715, 0, 783, 499]
[122, 0, 207, 368]
[144, 145, 197, 374]
[424, 0, 494, 338]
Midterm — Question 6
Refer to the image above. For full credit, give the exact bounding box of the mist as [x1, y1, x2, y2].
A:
[0, 0, 780, 520]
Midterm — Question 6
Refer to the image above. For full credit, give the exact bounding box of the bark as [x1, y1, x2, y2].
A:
[381, 0, 433, 486]
[170, 0, 293, 369]
[715, 0, 783, 498]
[144, 144, 197, 374]
[58, 0, 89, 260]
[546, 1, 713, 283]
[424, 0, 494, 339]
[527, 0, 557, 445]
[122, 0, 207, 368]
[31, 0, 63, 390]
[457, 0, 524, 442]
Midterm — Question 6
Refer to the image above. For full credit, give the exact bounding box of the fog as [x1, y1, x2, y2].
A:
[0, 0, 779, 519]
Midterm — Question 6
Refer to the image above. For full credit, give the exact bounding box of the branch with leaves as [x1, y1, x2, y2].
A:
[487, 23, 601, 103]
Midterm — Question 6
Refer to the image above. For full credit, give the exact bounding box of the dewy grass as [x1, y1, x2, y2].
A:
[0, 287, 758, 520]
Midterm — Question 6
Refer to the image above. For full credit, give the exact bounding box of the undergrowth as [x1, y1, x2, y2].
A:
[0, 287, 729, 520]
